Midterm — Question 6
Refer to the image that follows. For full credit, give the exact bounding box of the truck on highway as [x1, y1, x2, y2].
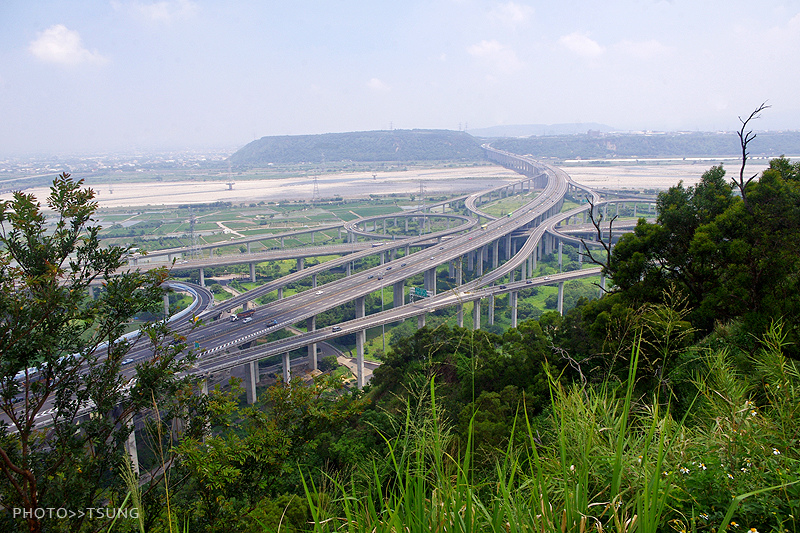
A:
[230, 309, 256, 322]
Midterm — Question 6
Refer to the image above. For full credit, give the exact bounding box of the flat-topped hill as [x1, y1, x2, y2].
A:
[229, 129, 484, 166]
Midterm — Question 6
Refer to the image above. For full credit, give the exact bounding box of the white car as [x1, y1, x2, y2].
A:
[315, 290, 324, 295]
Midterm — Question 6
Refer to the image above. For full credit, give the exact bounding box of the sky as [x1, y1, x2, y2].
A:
[2, 0, 800, 156]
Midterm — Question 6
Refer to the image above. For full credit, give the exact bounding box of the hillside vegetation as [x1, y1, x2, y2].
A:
[228, 129, 485, 166]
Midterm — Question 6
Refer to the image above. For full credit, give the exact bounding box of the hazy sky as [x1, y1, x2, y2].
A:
[2, 0, 799, 156]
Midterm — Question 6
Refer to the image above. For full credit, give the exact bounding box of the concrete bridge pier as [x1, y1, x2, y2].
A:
[467, 251, 474, 272]
[282, 352, 290, 383]
[164, 293, 170, 318]
[246, 242, 251, 254]
[405, 245, 410, 257]
[510, 291, 518, 328]
[477, 249, 484, 276]
[311, 231, 315, 244]
[307, 316, 317, 371]
[245, 361, 257, 404]
[424, 268, 437, 296]
[557, 282, 565, 316]
[199, 268, 205, 287]
[405, 219, 409, 232]
[448, 261, 455, 279]
[297, 257, 304, 271]
[600, 275, 606, 297]
[280, 236, 285, 248]
[528, 253, 535, 277]
[492, 241, 499, 269]
[457, 304, 464, 328]
[505, 234, 512, 260]
[473, 299, 481, 330]
[278, 287, 284, 300]
[558, 240, 563, 272]
[250, 262, 256, 282]
[356, 330, 365, 389]
[417, 314, 426, 329]
[393, 281, 405, 307]
[124, 415, 139, 476]
[391, 248, 397, 261]
[346, 262, 351, 276]
[456, 258, 463, 285]
[488, 294, 495, 325]
[312, 273, 317, 288]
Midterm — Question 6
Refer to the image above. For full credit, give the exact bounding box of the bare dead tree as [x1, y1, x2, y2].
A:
[579, 195, 617, 274]
[736, 102, 770, 210]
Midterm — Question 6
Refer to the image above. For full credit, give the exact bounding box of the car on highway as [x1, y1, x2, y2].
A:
[331, 326, 342, 332]
[386, 266, 392, 270]
[499, 285, 507, 289]
[269, 319, 278, 326]
[122, 358, 135, 366]
[544, 276, 550, 281]
[315, 290, 324, 295]
[368, 275, 374, 279]
[400, 263, 407, 267]
[526, 280, 532, 284]
[243, 317, 252, 323]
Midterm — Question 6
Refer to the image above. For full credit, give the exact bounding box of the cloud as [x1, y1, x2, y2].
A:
[114, 0, 198, 23]
[467, 40, 523, 71]
[490, 2, 534, 29]
[558, 32, 605, 58]
[29, 25, 108, 66]
[367, 78, 390, 91]
[614, 39, 672, 59]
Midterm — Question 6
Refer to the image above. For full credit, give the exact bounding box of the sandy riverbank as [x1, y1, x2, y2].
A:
[2, 161, 768, 209]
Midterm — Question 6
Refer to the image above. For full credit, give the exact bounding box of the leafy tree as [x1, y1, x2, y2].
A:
[0, 174, 194, 533]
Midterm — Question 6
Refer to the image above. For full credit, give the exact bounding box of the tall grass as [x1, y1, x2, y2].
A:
[299, 328, 800, 533]
[300, 337, 685, 532]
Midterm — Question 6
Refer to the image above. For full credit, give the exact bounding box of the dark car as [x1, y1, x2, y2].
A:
[499, 285, 507, 289]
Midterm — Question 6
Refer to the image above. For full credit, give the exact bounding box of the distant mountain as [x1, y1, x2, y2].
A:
[469, 123, 616, 138]
[228, 129, 484, 167]
[488, 131, 800, 160]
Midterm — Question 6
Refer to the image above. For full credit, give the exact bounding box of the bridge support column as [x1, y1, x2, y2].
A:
[405, 219, 409, 232]
[520, 262, 526, 281]
[477, 248, 484, 276]
[557, 282, 565, 316]
[467, 251, 474, 272]
[338, 227, 342, 239]
[312, 273, 317, 288]
[124, 415, 139, 476]
[311, 231, 315, 243]
[391, 248, 397, 261]
[278, 287, 283, 300]
[250, 262, 256, 282]
[529, 253, 535, 277]
[424, 268, 437, 296]
[297, 257, 304, 271]
[456, 258, 463, 285]
[282, 352, 290, 383]
[457, 304, 464, 328]
[380, 252, 385, 266]
[245, 361, 257, 404]
[393, 280, 405, 307]
[558, 240, 563, 272]
[511, 291, 518, 328]
[600, 275, 606, 297]
[634, 203, 637, 217]
[356, 329, 365, 389]
[247, 242, 251, 254]
[280, 236, 284, 248]
[199, 268, 205, 287]
[505, 234, 512, 260]
[448, 261, 455, 279]
[488, 294, 495, 325]
[417, 314, 426, 329]
[473, 299, 481, 330]
[164, 293, 170, 318]
[307, 316, 317, 371]
[346, 262, 351, 276]
[578, 250, 583, 265]
[493, 241, 499, 269]
[405, 245, 410, 257]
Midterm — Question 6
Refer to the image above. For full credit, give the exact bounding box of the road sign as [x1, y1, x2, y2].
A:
[412, 287, 429, 297]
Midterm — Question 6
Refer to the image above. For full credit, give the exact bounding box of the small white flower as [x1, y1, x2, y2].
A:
[699, 462, 707, 470]
[679, 466, 690, 474]
[773, 448, 781, 455]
